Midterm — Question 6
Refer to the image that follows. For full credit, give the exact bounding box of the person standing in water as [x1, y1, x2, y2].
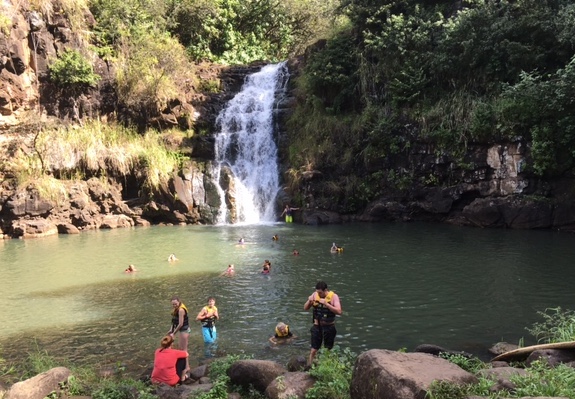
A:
[196, 297, 219, 344]
[167, 297, 190, 374]
[303, 281, 342, 366]
[280, 205, 299, 223]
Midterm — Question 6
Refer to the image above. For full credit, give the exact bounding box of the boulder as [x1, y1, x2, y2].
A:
[228, 359, 287, 393]
[264, 371, 315, 399]
[5, 366, 71, 399]
[350, 349, 478, 399]
[489, 342, 519, 356]
[11, 219, 58, 238]
[526, 349, 575, 367]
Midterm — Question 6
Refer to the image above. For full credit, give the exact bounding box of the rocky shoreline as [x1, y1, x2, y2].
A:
[3, 341, 575, 399]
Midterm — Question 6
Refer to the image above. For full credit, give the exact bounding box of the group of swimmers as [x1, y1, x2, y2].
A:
[148, 232, 344, 386]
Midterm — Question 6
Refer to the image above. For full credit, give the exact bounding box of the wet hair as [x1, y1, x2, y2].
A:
[276, 322, 287, 330]
[160, 335, 174, 349]
[315, 281, 328, 291]
[207, 296, 215, 302]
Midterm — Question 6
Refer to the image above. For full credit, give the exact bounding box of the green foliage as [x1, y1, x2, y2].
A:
[167, 0, 344, 64]
[48, 49, 101, 88]
[0, 351, 16, 378]
[89, 0, 168, 47]
[438, 353, 486, 374]
[305, 346, 355, 399]
[301, 32, 359, 113]
[426, 378, 493, 399]
[195, 354, 253, 399]
[510, 359, 575, 398]
[526, 307, 575, 344]
[91, 378, 157, 399]
[115, 28, 195, 114]
[24, 345, 59, 378]
[0, 13, 11, 35]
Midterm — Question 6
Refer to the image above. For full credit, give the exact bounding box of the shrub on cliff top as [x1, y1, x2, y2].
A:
[48, 49, 101, 89]
[115, 27, 196, 117]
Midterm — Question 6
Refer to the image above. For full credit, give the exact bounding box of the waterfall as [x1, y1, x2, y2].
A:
[213, 62, 290, 224]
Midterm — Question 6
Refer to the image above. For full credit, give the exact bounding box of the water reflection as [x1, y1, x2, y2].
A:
[1, 223, 575, 376]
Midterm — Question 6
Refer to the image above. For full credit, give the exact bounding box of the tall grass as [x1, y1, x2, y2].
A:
[526, 307, 575, 344]
[5, 120, 180, 200]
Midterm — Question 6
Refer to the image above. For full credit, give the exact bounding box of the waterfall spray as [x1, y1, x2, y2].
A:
[213, 62, 289, 224]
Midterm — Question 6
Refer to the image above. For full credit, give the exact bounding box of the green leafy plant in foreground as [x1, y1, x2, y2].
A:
[195, 354, 257, 399]
[306, 346, 355, 399]
[526, 307, 575, 343]
[91, 378, 157, 399]
[510, 360, 575, 398]
[438, 352, 486, 374]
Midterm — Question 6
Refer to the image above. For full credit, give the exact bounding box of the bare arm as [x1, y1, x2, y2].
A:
[196, 308, 206, 321]
[327, 294, 342, 315]
[303, 295, 313, 311]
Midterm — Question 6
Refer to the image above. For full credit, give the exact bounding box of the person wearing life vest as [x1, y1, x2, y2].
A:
[303, 281, 343, 365]
[196, 297, 219, 344]
[269, 322, 296, 344]
[167, 297, 190, 377]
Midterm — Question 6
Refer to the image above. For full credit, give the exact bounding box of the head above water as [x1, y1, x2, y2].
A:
[315, 281, 329, 297]
[276, 322, 287, 332]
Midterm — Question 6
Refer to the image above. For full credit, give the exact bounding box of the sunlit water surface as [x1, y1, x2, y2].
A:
[1, 222, 574, 375]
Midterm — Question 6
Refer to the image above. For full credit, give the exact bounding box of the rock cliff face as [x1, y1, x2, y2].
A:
[291, 136, 575, 231]
[0, 0, 265, 238]
[2, 1, 574, 237]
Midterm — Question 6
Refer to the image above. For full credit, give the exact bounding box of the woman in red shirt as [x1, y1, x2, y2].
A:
[151, 335, 189, 386]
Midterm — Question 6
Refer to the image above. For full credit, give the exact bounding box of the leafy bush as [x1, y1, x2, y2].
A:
[306, 346, 355, 399]
[48, 49, 101, 88]
[167, 0, 343, 64]
[195, 354, 256, 399]
[526, 307, 575, 344]
[510, 359, 575, 398]
[115, 28, 195, 115]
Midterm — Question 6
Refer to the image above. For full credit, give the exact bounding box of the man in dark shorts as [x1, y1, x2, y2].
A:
[303, 280, 343, 365]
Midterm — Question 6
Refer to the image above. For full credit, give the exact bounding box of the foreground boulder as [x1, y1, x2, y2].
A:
[264, 371, 315, 399]
[350, 349, 478, 399]
[5, 366, 71, 399]
[227, 359, 287, 393]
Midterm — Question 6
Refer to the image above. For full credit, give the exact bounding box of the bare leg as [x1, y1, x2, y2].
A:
[308, 348, 318, 366]
[179, 331, 190, 377]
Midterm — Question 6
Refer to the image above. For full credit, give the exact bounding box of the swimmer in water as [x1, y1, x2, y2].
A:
[125, 264, 137, 273]
[168, 254, 178, 262]
[221, 264, 235, 276]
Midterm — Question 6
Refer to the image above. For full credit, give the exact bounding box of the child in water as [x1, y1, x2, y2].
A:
[269, 322, 296, 344]
[196, 297, 219, 344]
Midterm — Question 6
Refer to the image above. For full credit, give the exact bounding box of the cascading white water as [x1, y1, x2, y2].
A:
[213, 62, 289, 224]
